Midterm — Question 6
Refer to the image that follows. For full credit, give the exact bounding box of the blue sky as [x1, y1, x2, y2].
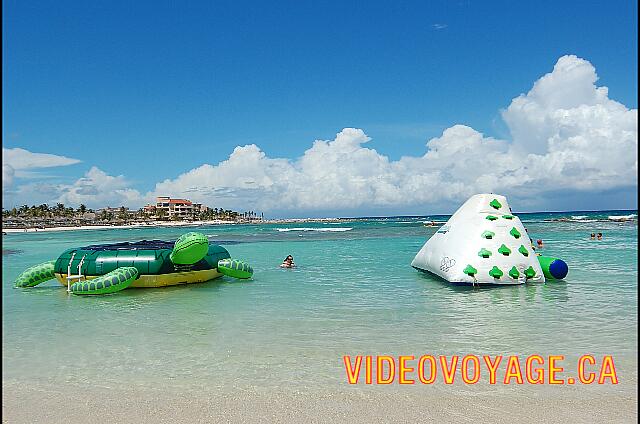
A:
[2, 0, 638, 216]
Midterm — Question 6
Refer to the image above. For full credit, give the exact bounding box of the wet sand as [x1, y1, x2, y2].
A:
[2, 381, 636, 423]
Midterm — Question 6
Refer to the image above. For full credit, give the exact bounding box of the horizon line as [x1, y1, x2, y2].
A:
[333, 208, 638, 220]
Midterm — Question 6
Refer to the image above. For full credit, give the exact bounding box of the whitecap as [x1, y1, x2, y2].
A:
[608, 214, 637, 221]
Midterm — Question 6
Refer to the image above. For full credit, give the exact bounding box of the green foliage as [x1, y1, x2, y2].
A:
[3, 201, 264, 225]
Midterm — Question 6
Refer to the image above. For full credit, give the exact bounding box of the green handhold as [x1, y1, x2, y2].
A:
[463, 265, 478, 276]
[510, 227, 521, 239]
[489, 199, 502, 209]
[478, 248, 492, 258]
[502, 214, 515, 220]
[489, 266, 503, 278]
[498, 244, 511, 255]
[486, 215, 498, 221]
[481, 231, 495, 239]
[509, 266, 520, 279]
[524, 266, 536, 278]
[518, 245, 529, 257]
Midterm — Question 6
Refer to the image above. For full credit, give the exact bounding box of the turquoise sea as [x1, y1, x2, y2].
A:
[2, 210, 637, 395]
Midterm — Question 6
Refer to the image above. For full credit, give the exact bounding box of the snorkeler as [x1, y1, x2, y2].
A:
[280, 255, 296, 268]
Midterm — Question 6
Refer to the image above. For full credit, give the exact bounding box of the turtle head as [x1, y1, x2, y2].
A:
[169, 232, 209, 265]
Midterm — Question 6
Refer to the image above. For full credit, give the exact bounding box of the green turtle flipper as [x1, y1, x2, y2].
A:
[71, 267, 138, 295]
[217, 259, 254, 279]
[169, 232, 209, 265]
[14, 260, 57, 288]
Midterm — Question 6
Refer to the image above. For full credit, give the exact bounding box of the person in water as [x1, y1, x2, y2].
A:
[590, 233, 596, 240]
[597, 232, 603, 240]
[280, 255, 296, 268]
[536, 239, 544, 248]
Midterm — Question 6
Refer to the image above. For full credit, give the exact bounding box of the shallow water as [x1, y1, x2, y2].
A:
[2, 211, 637, 395]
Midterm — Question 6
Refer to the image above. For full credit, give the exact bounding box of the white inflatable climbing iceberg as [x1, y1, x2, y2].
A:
[411, 193, 545, 285]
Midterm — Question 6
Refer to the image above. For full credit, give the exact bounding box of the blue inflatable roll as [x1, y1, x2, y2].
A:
[538, 256, 569, 280]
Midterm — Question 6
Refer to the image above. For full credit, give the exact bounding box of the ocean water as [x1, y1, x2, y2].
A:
[2, 210, 637, 395]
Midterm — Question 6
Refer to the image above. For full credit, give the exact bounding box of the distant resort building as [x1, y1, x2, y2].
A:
[1, 196, 259, 230]
[143, 196, 208, 219]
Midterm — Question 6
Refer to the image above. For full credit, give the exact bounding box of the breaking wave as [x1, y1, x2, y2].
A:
[608, 214, 637, 221]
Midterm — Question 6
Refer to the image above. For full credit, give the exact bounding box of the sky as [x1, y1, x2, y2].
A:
[2, 0, 638, 217]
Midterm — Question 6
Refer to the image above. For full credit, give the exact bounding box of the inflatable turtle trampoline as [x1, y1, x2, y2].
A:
[14, 232, 253, 295]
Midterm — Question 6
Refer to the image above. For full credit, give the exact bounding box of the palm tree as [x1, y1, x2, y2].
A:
[79, 204, 87, 215]
[118, 206, 129, 222]
[38, 204, 50, 217]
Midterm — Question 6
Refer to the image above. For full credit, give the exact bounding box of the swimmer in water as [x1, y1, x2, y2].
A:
[280, 255, 296, 268]
[536, 239, 544, 248]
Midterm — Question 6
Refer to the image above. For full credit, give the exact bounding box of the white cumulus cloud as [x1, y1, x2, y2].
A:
[55, 167, 144, 208]
[4, 56, 637, 213]
[502, 55, 637, 192]
[148, 55, 637, 214]
[3, 164, 15, 189]
[2, 147, 82, 190]
[4, 167, 146, 209]
[2, 147, 81, 170]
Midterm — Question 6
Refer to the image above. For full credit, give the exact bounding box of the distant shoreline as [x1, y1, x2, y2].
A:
[2, 211, 636, 235]
[1, 220, 235, 234]
[1, 217, 349, 234]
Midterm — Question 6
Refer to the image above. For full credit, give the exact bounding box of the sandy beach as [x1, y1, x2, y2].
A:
[2, 380, 636, 423]
[1, 218, 353, 234]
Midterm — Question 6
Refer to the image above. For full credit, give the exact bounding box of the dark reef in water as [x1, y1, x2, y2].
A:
[215, 240, 243, 245]
[2, 249, 23, 256]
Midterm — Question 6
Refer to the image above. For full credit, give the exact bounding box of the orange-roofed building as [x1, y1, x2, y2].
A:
[144, 196, 207, 219]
